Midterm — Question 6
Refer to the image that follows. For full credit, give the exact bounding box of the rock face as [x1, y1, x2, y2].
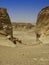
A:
[0, 8, 13, 39]
[36, 6, 49, 43]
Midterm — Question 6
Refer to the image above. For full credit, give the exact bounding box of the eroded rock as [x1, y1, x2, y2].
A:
[36, 6, 49, 44]
[0, 8, 13, 36]
[0, 8, 17, 44]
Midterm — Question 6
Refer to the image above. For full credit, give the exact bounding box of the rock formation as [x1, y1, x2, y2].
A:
[0, 8, 22, 44]
[0, 8, 15, 43]
[36, 6, 49, 43]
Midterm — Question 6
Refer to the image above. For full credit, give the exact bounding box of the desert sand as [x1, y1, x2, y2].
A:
[0, 26, 49, 65]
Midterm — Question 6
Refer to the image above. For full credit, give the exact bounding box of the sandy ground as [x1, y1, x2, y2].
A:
[0, 29, 49, 65]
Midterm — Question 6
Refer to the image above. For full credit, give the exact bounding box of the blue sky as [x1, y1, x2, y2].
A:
[0, 0, 49, 23]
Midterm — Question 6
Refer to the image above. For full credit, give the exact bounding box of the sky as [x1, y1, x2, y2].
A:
[0, 0, 49, 23]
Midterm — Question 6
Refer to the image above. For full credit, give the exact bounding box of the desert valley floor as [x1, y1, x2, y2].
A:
[0, 29, 49, 65]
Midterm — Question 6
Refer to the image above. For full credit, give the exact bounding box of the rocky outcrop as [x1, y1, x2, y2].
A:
[0, 8, 15, 44]
[0, 8, 23, 45]
[0, 8, 13, 36]
[36, 6, 49, 43]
